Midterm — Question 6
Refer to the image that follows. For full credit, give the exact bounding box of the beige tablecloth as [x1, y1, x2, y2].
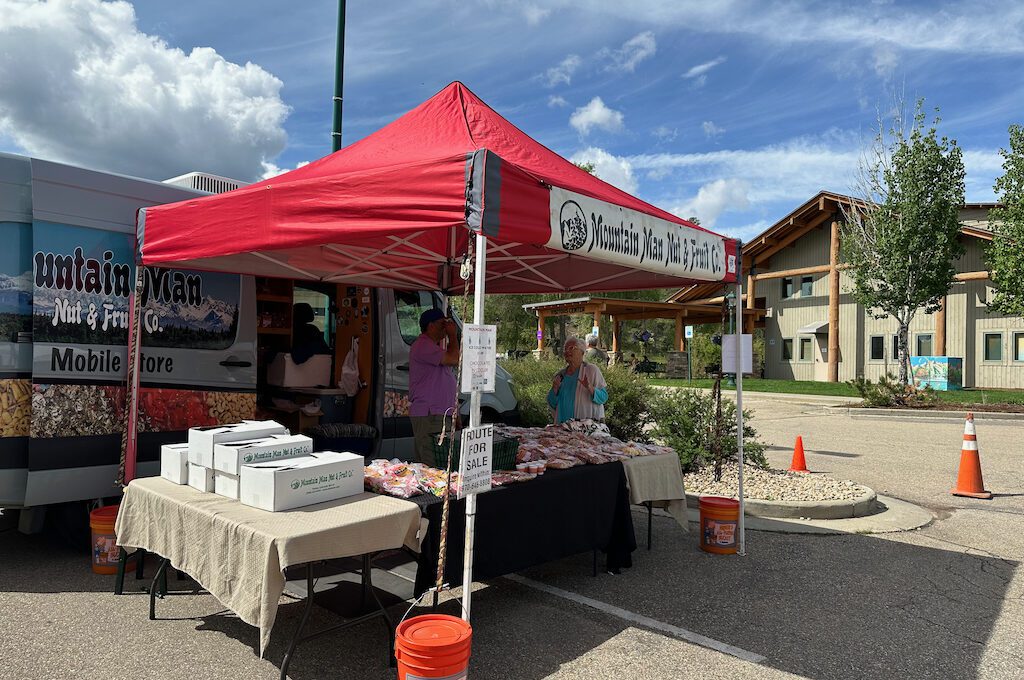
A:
[621, 453, 688, 531]
[115, 477, 422, 656]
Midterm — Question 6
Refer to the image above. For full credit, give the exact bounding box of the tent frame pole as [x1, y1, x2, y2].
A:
[462, 231, 487, 621]
[734, 242, 745, 556]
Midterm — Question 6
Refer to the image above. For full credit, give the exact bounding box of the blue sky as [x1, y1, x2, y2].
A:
[1, 0, 1021, 243]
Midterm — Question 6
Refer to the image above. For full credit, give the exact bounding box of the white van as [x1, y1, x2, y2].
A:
[0, 153, 517, 522]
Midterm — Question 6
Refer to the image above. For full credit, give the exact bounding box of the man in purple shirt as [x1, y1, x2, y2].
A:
[409, 308, 460, 464]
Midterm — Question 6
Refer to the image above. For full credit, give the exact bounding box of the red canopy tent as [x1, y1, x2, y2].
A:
[138, 82, 738, 293]
[131, 82, 749, 616]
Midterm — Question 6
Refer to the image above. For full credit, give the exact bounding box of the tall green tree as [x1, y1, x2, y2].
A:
[987, 124, 1024, 316]
[841, 98, 965, 384]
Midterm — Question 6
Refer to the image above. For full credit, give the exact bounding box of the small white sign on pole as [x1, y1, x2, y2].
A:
[461, 324, 497, 392]
[457, 424, 493, 499]
[722, 334, 754, 374]
[684, 325, 694, 339]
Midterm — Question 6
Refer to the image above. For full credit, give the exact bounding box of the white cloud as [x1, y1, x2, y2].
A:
[652, 125, 678, 142]
[872, 42, 899, 79]
[670, 178, 750, 228]
[569, 97, 624, 135]
[601, 31, 657, 73]
[570, 147, 638, 194]
[522, 4, 551, 25]
[260, 159, 310, 180]
[683, 56, 726, 80]
[0, 0, 288, 182]
[702, 121, 725, 139]
[541, 54, 581, 88]
[548, 95, 569, 108]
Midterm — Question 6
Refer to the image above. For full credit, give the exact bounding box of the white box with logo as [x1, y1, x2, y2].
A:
[160, 443, 190, 484]
[187, 463, 215, 493]
[213, 434, 313, 476]
[266, 353, 333, 387]
[239, 451, 364, 512]
[213, 471, 240, 499]
[188, 420, 288, 468]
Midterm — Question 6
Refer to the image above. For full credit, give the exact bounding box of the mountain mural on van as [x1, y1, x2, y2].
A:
[0, 222, 33, 344]
[31, 222, 239, 349]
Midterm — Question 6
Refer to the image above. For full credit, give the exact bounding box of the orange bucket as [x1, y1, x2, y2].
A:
[699, 496, 739, 554]
[89, 505, 121, 575]
[395, 614, 472, 680]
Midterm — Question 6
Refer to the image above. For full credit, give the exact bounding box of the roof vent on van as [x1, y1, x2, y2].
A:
[163, 172, 246, 194]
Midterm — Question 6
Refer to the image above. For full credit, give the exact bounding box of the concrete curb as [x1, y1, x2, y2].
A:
[684, 487, 878, 520]
[825, 405, 1024, 421]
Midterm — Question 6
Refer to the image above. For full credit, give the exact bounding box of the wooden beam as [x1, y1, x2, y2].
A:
[827, 220, 841, 383]
[754, 264, 832, 281]
[682, 293, 749, 306]
[536, 312, 545, 351]
[936, 296, 946, 356]
[954, 271, 990, 281]
[756, 210, 834, 262]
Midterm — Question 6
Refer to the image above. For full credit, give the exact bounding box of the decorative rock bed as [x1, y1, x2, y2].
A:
[683, 462, 878, 519]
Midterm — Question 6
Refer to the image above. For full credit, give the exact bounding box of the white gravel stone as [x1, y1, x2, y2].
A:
[684, 461, 870, 502]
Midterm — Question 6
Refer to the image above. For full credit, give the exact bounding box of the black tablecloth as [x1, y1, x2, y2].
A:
[412, 461, 636, 596]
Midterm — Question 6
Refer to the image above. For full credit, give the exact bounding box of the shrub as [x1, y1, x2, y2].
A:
[849, 373, 937, 408]
[499, 358, 654, 440]
[647, 387, 767, 474]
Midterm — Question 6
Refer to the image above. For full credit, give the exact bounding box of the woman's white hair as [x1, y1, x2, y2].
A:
[563, 336, 583, 352]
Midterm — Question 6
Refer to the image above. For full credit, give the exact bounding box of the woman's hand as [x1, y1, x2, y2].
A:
[579, 371, 594, 396]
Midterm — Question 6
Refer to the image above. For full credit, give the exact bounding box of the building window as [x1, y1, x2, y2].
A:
[781, 278, 794, 299]
[782, 339, 793, 360]
[984, 332, 1002, 362]
[1014, 332, 1024, 362]
[869, 336, 884, 361]
[799, 337, 812, 361]
[916, 334, 933, 357]
[892, 334, 900, 360]
[800, 276, 813, 297]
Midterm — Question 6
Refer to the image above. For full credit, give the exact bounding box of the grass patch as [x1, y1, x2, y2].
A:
[648, 377, 1024, 405]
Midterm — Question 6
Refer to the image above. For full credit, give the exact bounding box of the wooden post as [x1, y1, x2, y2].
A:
[744, 272, 756, 334]
[827, 220, 841, 382]
[536, 313, 544, 352]
[675, 313, 684, 352]
[611, 316, 620, 353]
[936, 296, 946, 356]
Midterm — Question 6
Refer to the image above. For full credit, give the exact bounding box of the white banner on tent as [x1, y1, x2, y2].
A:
[460, 324, 497, 392]
[547, 187, 731, 281]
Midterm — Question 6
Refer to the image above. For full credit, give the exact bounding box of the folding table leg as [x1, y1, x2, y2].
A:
[280, 565, 316, 680]
[149, 557, 169, 620]
[647, 502, 653, 551]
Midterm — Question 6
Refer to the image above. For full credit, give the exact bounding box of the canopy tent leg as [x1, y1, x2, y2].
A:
[734, 243, 746, 556]
[462, 231, 487, 621]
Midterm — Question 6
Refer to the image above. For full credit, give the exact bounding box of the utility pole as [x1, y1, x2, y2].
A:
[331, 1, 346, 152]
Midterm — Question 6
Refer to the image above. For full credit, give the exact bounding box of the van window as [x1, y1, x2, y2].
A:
[395, 291, 437, 345]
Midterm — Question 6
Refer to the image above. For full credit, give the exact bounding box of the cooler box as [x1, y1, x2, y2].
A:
[267, 353, 333, 387]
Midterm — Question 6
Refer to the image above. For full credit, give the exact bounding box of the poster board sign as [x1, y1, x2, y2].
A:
[457, 424, 493, 499]
[722, 334, 753, 374]
[461, 323, 497, 392]
[684, 325, 694, 339]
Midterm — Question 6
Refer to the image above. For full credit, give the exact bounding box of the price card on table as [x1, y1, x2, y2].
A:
[457, 424, 493, 499]
[460, 324, 497, 392]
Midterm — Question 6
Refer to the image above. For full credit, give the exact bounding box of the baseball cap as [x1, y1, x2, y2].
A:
[419, 308, 446, 332]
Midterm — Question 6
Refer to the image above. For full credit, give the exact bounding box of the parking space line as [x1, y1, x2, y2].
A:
[504, 574, 767, 664]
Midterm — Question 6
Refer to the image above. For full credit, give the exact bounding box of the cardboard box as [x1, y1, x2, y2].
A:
[214, 471, 240, 499]
[160, 443, 190, 484]
[213, 434, 314, 475]
[239, 451, 364, 512]
[267, 353, 333, 387]
[188, 420, 288, 468]
[188, 463, 215, 493]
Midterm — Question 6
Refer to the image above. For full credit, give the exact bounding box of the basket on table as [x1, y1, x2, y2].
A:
[432, 433, 520, 471]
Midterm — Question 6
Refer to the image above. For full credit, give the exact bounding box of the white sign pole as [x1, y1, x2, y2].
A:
[462, 231, 487, 621]
[734, 245, 746, 556]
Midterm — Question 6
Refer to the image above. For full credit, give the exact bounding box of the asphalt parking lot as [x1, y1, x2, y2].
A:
[1, 395, 1021, 679]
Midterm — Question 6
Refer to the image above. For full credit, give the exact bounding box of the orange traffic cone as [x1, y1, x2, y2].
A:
[951, 413, 992, 499]
[789, 436, 809, 473]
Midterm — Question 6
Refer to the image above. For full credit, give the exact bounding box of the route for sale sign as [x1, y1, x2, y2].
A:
[457, 424, 493, 499]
